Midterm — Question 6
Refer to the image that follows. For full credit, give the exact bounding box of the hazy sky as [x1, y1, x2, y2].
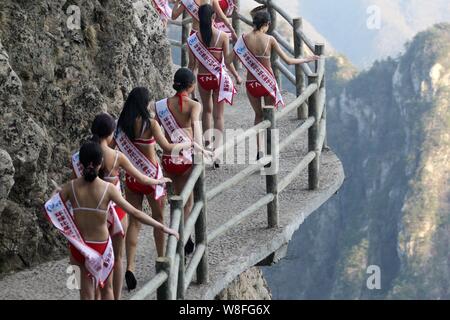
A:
[241, 0, 450, 68]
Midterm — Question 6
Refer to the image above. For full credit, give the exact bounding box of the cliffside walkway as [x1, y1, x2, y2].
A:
[0, 0, 344, 300]
[0, 88, 343, 300]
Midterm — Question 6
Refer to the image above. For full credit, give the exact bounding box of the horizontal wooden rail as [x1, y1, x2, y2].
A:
[294, 27, 315, 52]
[237, 13, 253, 27]
[214, 120, 271, 160]
[179, 164, 203, 206]
[274, 60, 296, 85]
[279, 117, 315, 152]
[169, 39, 186, 49]
[254, 0, 293, 27]
[278, 151, 316, 193]
[184, 243, 207, 291]
[273, 30, 295, 55]
[183, 200, 204, 245]
[130, 271, 168, 300]
[276, 83, 317, 121]
[208, 193, 274, 242]
[207, 156, 272, 201]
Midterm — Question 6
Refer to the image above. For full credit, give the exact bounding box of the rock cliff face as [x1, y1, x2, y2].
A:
[264, 23, 450, 299]
[0, 0, 172, 273]
[216, 268, 272, 300]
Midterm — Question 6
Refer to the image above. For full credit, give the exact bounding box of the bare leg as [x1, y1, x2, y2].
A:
[146, 195, 167, 257]
[79, 266, 95, 300]
[212, 90, 225, 152]
[112, 215, 128, 300]
[125, 187, 144, 273]
[246, 89, 263, 152]
[99, 274, 114, 300]
[199, 83, 213, 144]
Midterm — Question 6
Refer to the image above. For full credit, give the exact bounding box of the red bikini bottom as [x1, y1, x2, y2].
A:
[197, 74, 220, 91]
[125, 173, 156, 196]
[162, 155, 193, 176]
[246, 80, 271, 98]
[69, 241, 109, 265]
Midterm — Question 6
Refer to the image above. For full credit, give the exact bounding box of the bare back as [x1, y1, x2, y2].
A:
[197, 27, 225, 75]
[62, 178, 111, 242]
[133, 118, 159, 163]
[243, 32, 273, 81]
[166, 96, 195, 142]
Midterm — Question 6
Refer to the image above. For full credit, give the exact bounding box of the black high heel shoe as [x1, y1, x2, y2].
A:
[184, 236, 195, 255]
[125, 270, 137, 292]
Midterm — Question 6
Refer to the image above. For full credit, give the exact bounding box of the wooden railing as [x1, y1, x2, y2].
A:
[131, 0, 327, 300]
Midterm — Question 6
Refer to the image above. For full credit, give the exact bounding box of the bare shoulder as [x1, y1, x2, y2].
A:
[190, 99, 202, 111]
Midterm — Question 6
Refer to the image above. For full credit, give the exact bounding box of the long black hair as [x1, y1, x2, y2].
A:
[252, 10, 271, 30]
[79, 141, 103, 182]
[173, 68, 196, 92]
[117, 87, 152, 141]
[199, 4, 214, 47]
[91, 113, 116, 143]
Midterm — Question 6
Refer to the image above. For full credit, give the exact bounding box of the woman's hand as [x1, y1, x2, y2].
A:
[304, 55, 320, 63]
[158, 177, 172, 185]
[163, 226, 180, 240]
[235, 74, 243, 85]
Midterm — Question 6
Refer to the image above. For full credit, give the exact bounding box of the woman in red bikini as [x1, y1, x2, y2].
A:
[59, 141, 178, 300]
[172, 0, 238, 74]
[155, 67, 211, 254]
[89, 113, 171, 299]
[116, 87, 190, 291]
[194, 4, 241, 167]
[227, 10, 319, 158]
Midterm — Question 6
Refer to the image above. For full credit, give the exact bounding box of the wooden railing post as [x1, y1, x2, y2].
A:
[316, 44, 328, 150]
[294, 18, 307, 120]
[314, 44, 324, 73]
[194, 165, 208, 284]
[172, 196, 185, 299]
[308, 74, 319, 190]
[232, 0, 241, 70]
[263, 106, 279, 227]
[156, 257, 171, 300]
[267, 0, 281, 89]
[181, 11, 189, 67]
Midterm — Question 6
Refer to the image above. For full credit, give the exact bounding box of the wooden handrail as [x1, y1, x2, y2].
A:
[207, 194, 275, 242]
[135, 0, 328, 300]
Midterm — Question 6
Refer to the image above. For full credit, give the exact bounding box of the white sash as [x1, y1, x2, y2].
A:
[44, 193, 114, 288]
[114, 128, 165, 200]
[234, 35, 285, 108]
[72, 152, 124, 237]
[152, 0, 172, 22]
[181, 0, 200, 21]
[155, 98, 193, 164]
[188, 32, 236, 104]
